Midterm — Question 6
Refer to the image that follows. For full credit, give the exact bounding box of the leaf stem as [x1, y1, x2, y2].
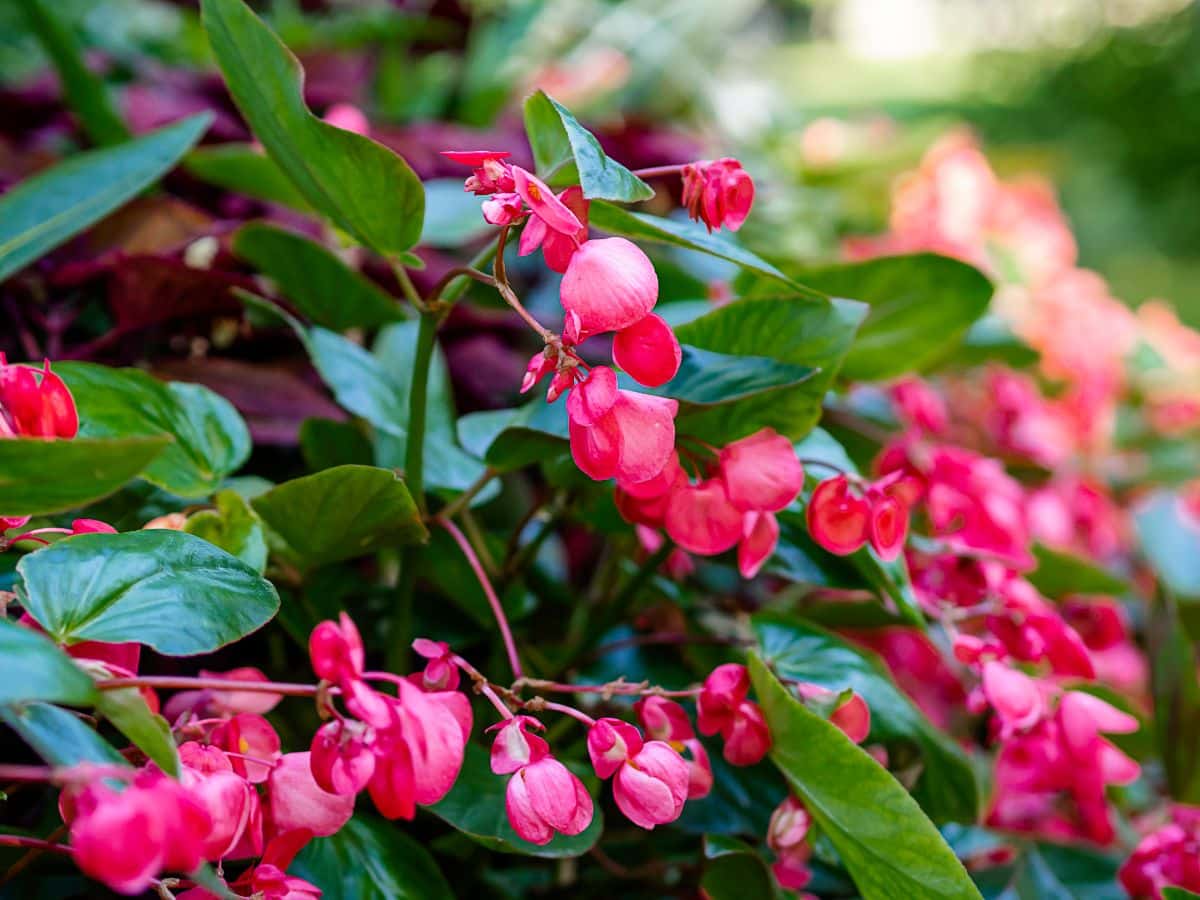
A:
[438, 517, 523, 679]
[405, 310, 438, 516]
[96, 676, 318, 696]
[631, 164, 685, 179]
[391, 261, 427, 313]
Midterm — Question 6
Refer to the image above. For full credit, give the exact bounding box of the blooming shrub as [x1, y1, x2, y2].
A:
[0, 1, 1199, 898]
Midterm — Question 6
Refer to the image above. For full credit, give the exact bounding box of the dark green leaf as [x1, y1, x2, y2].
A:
[305, 327, 409, 437]
[251, 465, 427, 570]
[937, 314, 1038, 370]
[673, 297, 866, 443]
[421, 178, 494, 247]
[754, 612, 978, 823]
[642, 345, 816, 408]
[1164, 889, 1200, 900]
[675, 743, 785, 836]
[291, 816, 454, 900]
[57, 363, 252, 498]
[1149, 589, 1200, 803]
[1027, 544, 1129, 600]
[300, 419, 374, 472]
[184, 489, 269, 574]
[0, 618, 96, 706]
[428, 744, 603, 858]
[0, 115, 210, 283]
[94, 687, 180, 777]
[523, 91, 654, 201]
[0, 702, 126, 766]
[201, 0, 424, 255]
[979, 843, 1123, 900]
[232, 223, 403, 330]
[0, 436, 170, 516]
[701, 836, 780, 900]
[790, 254, 992, 381]
[16, 530, 280, 655]
[15, 0, 129, 145]
[589, 202, 821, 293]
[461, 402, 569, 474]
[185, 144, 312, 209]
[748, 653, 981, 900]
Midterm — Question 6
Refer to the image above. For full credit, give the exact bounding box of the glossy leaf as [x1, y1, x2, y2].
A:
[428, 744, 603, 858]
[748, 653, 982, 900]
[0, 436, 170, 516]
[0, 114, 210, 283]
[291, 816, 455, 900]
[975, 843, 1123, 900]
[701, 835, 780, 900]
[232, 223, 403, 330]
[589, 201, 821, 293]
[1027, 544, 1129, 600]
[673, 296, 867, 443]
[0, 618, 96, 706]
[201, 0, 424, 255]
[56, 363, 252, 498]
[16, 531, 280, 655]
[185, 143, 312, 209]
[15, 0, 129, 145]
[299, 419, 374, 472]
[250, 465, 427, 570]
[642, 345, 816, 408]
[94, 687, 181, 777]
[754, 612, 978, 823]
[185, 489, 269, 574]
[792, 254, 993, 381]
[0, 702, 126, 767]
[524, 91, 654, 201]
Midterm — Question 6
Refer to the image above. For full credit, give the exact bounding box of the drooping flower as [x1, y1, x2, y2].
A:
[634, 696, 713, 799]
[611, 312, 681, 387]
[697, 664, 771, 766]
[441, 150, 515, 195]
[767, 795, 814, 891]
[0, 356, 78, 439]
[806, 474, 870, 555]
[566, 367, 678, 484]
[793, 683, 871, 744]
[308, 613, 365, 686]
[719, 428, 804, 513]
[519, 184, 590, 273]
[681, 158, 755, 232]
[268, 752, 355, 838]
[560, 238, 658, 342]
[412, 638, 460, 691]
[980, 661, 1045, 738]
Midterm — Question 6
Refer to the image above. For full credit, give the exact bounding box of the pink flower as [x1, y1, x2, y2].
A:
[664, 478, 744, 555]
[635, 696, 713, 799]
[268, 752, 355, 838]
[739, 510, 780, 578]
[889, 377, 948, 435]
[322, 102, 369, 136]
[681, 158, 755, 232]
[697, 664, 772, 766]
[611, 313, 682, 387]
[412, 637, 460, 691]
[767, 795, 813, 891]
[492, 717, 593, 845]
[309, 613, 364, 686]
[981, 661, 1045, 738]
[512, 166, 585, 236]
[866, 490, 908, 562]
[481, 192, 525, 226]
[794, 684, 871, 744]
[210, 713, 282, 784]
[566, 367, 678, 484]
[0, 356, 78, 439]
[587, 717, 644, 779]
[560, 238, 658, 342]
[806, 475, 870, 555]
[441, 150, 515, 195]
[608, 736, 689, 829]
[720, 428, 804, 513]
[1120, 810, 1200, 899]
[519, 185, 590, 273]
[310, 719, 376, 795]
[178, 743, 260, 861]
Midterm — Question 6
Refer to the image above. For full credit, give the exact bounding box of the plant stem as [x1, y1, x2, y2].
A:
[631, 164, 685, 179]
[438, 517, 523, 679]
[392, 262, 427, 313]
[517, 678, 701, 699]
[539, 700, 596, 727]
[438, 467, 498, 521]
[96, 676, 318, 696]
[436, 242, 500, 305]
[405, 310, 438, 517]
[0, 836, 71, 854]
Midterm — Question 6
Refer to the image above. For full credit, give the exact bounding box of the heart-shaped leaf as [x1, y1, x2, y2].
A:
[250, 465, 427, 570]
[56, 363, 251, 498]
[0, 435, 170, 516]
[749, 653, 982, 900]
[0, 114, 210, 283]
[0, 618, 96, 706]
[201, 0, 424, 255]
[16, 530, 280, 655]
[524, 91, 654, 201]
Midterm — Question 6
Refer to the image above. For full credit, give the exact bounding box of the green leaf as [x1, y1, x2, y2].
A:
[0, 618, 96, 706]
[428, 744, 603, 858]
[643, 345, 816, 409]
[291, 816, 454, 900]
[56, 363, 252, 498]
[94, 687, 180, 777]
[0, 701, 126, 767]
[459, 402, 569, 474]
[1164, 889, 1200, 900]
[978, 843, 1124, 900]
[701, 835, 780, 900]
[1027, 544, 1129, 600]
[15, 0, 129, 146]
[421, 178, 494, 247]
[753, 613, 978, 823]
[523, 91, 654, 201]
[185, 489, 269, 574]
[936, 314, 1038, 370]
[232, 223, 403, 330]
[676, 746, 785, 836]
[16, 530, 280, 655]
[201, 0, 424, 255]
[791, 254, 993, 381]
[748, 653, 981, 900]
[0, 115, 210, 283]
[305, 327, 409, 436]
[1136, 490, 1200, 601]
[0, 435, 170, 516]
[1149, 589, 1200, 803]
[673, 298, 866, 443]
[185, 143, 312, 210]
[299, 419, 374, 472]
[250, 465, 427, 570]
[589, 202, 821, 293]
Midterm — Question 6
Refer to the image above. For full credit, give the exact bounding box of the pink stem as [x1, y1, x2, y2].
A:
[438, 518, 524, 679]
[523, 679, 702, 698]
[0, 835, 71, 854]
[541, 701, 596, 727]
[480, 684, 515, 720]
[97, 676, 318, 696]
[0, 763, 132, 784]
[632, 164, 685, 179]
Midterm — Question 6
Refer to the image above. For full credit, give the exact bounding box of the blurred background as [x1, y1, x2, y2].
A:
[2, 0, 1198, 321]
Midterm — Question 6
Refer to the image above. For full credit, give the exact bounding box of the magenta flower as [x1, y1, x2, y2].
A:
[267, 752, 354, 838]
[519, 184, 590, 273]
[697, 664, 772, 766]
[308, 612, 364, 686]
[680, 158, 754, 232]
[767, 795, 813, 891]
[634, 696, 713, 799]
[566, 366, 678, 484]
[611, 312, 682, 388]
[0, 355, 78, 439]
[559, 238, 658, 342]
[490, 717, 593, 845]
[806, 474, 871, 555]
[587, 719, 689, 829]
[441, 150, 515, 195]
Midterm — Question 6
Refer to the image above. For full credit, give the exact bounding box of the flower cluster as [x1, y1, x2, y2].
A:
[1120, 806, 1200, 898]
[806, 470, 914, 561]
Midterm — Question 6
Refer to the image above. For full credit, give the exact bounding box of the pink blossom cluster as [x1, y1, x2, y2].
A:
[1120, 806, 1200, 898]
